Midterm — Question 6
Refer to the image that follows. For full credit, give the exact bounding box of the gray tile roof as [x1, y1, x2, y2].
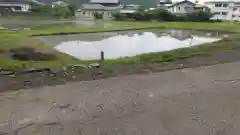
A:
[0, 0, 35, 4]
[90, 0, 119, 4]
[81, 3, 120, 10]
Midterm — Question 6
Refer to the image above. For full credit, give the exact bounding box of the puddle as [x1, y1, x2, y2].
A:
[54, 32, 221, 60]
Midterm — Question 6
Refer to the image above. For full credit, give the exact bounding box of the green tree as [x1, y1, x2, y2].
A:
[38, 4, 54, 16]
[66, 0, 77, 16]
[147, 9, 175, 21]
[184, 11, 213, 21]
[53, 4, 71, 18]
[112, 11, 126, 20]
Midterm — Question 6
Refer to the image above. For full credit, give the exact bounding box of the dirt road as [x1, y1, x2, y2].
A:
[1, 62, 240, 135]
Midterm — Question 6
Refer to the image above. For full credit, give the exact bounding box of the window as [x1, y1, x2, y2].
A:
[233, 8, 237, 11]
[232, 15, 236, 18]
[215, 4, 222, 7]
[222, 12, 227, 15]
[178, 7, 181, 10]
[14, 6, 21, 11]
[83, 11, 85, 15]
[223, 4, 228, 7]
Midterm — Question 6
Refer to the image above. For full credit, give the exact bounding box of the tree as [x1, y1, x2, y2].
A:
[37, 4, 54, 16]
[53, 4, 71, 18]
[184, 11, 213, 21]
[147, 9, 175, 21]
[66, 0, 77, 16]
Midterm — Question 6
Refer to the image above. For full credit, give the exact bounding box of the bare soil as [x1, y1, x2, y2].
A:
[2, 59, 240, 135]
[1, 48, 240, 92]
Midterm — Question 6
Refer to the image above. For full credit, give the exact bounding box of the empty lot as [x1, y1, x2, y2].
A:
[1, 61, 240, 135]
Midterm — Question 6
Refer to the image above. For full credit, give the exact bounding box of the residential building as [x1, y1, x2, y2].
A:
[194, 4, 210, 12]
[119, 4, 142, 14]
[229, 3, 240, 20]
[0, 0, 36, 12]
[204, 0, 240, 20]
[77, 0, 121, 20]
[51, 0, 68, 8]
[167, 0, 196, 14]
[157, 0, 172, 9]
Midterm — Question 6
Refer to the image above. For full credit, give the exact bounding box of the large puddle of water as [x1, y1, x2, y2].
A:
[53, 29, 224, 60]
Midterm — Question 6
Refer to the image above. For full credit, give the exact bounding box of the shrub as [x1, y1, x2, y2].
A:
[115, 8, 212, 22]
[10, 47, 57, 61]
[184, 11, 213, 22]
[112, 11, 126, 20]
[147, 9, 176, 21]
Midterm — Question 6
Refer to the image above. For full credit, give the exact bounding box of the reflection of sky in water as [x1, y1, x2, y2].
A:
[55, 32, 221, 60]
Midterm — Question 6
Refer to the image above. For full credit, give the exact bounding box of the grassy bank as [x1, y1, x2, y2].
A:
[1, 21, 240, 70]
[23, 21, 240, 36]
[0, 31, 80, 70]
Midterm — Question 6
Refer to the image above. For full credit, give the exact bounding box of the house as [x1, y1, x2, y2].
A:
[158, 0, 172, 9]
[204, 0, 240, 20]
[0, 0, 36, 12]
[229, 3, 240, 21]
[77, 0, 121, 20]
[194, 4, 210, 12]
[166, 0, 196, 14]
[51, 0, 68, 8]
[119, 4, 143, 14]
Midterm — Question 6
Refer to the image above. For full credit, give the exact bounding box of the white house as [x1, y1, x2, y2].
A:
[51, 0, 68, 8]
[166, 0, 196, 14]
[77, 0, 121, 20]
[119, 4, 142, 14]
[0, 0, 34, 12]
[204, 0, 240, 20]
[229, 3, 240, 20]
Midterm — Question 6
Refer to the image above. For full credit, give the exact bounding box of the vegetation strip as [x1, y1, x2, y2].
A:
[1, 21, 240, 71]
[24, 21, 240, 36]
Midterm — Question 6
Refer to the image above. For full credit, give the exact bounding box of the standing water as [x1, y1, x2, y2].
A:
[54, 32, 221, 60]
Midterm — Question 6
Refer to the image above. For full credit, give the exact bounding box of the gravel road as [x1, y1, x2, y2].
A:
[1, 61, 240, 135]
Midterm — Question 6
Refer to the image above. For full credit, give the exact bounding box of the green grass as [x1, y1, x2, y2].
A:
[1, 21, 240, 70]
[23, 21, 240, 36]
[0, 31, 82, 70]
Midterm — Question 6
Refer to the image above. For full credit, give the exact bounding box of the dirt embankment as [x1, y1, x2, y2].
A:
[1, 48, 240, 92]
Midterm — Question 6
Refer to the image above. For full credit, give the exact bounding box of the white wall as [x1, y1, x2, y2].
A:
[167, 2, 195, 14]
[227, 6, 240, 21]
[204, 2, 233, 20]
[78, 10, 114, 20]
[0, 3, 30, 12]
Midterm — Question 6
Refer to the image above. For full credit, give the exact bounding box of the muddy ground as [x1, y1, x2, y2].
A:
[1, 48, 240, 92]
[1, 61, 240, 135]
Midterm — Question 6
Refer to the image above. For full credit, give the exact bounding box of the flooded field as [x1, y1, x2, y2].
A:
[36, 29, 226, 60]
[0, 19, 114, 29]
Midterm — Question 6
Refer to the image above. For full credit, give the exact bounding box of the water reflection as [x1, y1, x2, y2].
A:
[54, 32, 221, 60]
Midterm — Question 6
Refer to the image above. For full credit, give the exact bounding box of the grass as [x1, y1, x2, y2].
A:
[108, 21, 240, 33]
[22, 21, 240, 36]
[0, 31, 82, 70]
[1, 21, 240, 70]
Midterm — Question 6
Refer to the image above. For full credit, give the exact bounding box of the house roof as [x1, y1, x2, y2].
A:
[89, 0, 119, 4]
[0, 0, 39, 4]
[204, 0, 240, 3]
[194, 4, 208, 7]
[168, 0, 195, 7]
[81, 3, 120, 10]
